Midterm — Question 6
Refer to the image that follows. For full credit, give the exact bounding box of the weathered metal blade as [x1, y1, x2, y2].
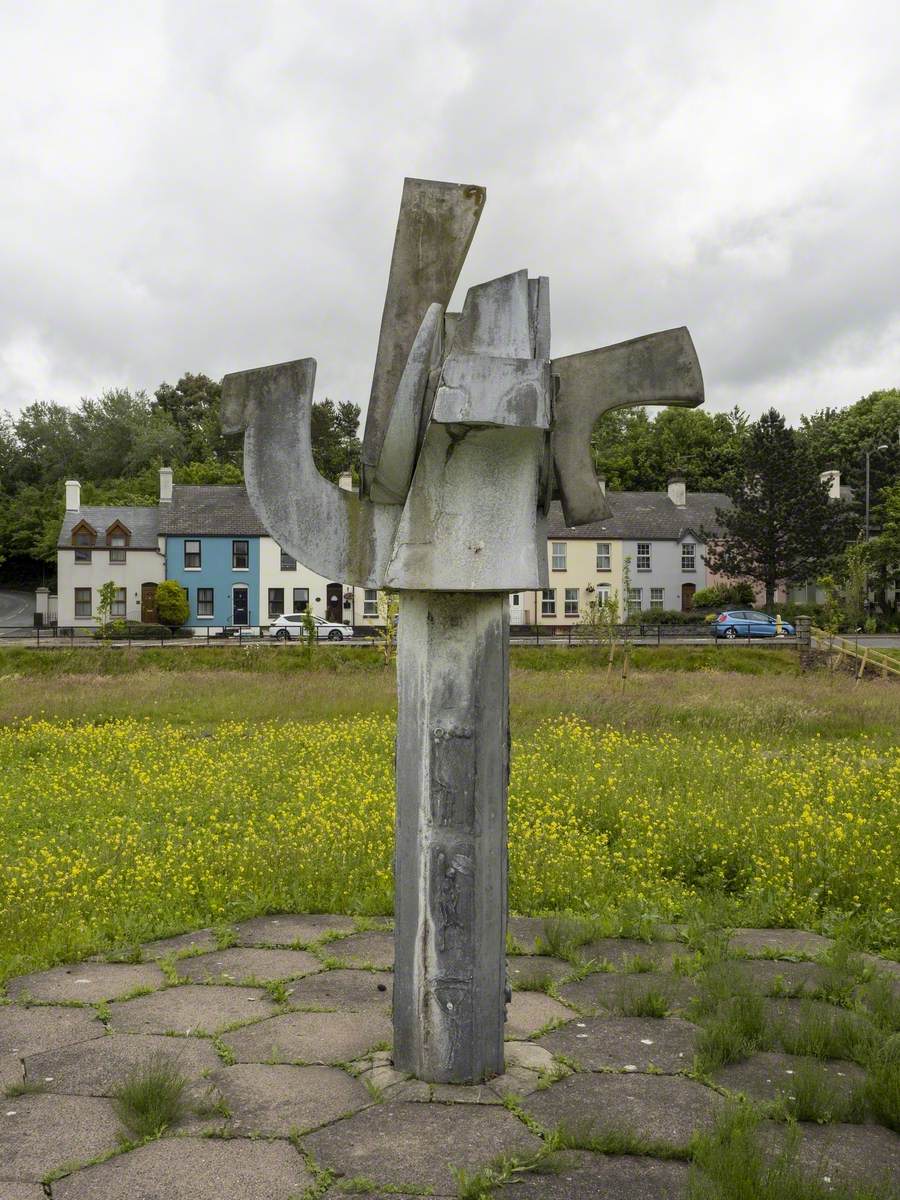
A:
[361, 178, 485, 489]
[552, 327, 704, 526]
[221, 358, 401, 587]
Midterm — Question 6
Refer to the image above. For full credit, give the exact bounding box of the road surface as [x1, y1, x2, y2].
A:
[0, 589, 32, 626]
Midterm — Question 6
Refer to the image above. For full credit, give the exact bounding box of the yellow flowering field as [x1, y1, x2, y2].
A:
[1, 715, 897, 979]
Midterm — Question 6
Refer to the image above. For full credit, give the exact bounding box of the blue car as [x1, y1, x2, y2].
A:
[714, 610, 796, 638]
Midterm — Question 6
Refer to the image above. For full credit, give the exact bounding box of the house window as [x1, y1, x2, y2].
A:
[627, 587, 643, 614]
[197, 588, 214, 617]
[551, 542, 567, 571]
[596, 584, 611, 607]
[564, 587, 579, 617]
[74, 587, 92, 617]
[636, 542, 651, 570]
[232, 540, 249, 569]
[293, 587, 309, 613]
[682, 542, 696, 571]
[364, 589, 378, 617]
[184, 539, 201, 569]
[541, 588, 556, 616]
[650, 587, 665, 610]
[108, 534, 127, 563]
[596, 542, 611, 571]
[280, 548, 297, 571]
[111, 587, 127, 617]
[268, 588, 285, 618]
[74, 530, 94, 563]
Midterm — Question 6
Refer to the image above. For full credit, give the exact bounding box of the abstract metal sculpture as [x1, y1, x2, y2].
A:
[222, 178, 703, 1083]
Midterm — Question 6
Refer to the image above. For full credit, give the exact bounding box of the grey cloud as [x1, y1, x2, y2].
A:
[1, 0, 898, 424]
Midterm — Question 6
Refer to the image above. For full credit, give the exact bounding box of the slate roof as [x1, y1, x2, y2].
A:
[58, 506, 160, 549]
[157, 486, 269, 537]
[545, 491, 731, 542]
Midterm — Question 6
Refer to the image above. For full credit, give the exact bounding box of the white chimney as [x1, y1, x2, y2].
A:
[338, 471, 354, 492]
[159, 467, 173, 503]
[820, 468, 840, 500]
[65, 480, 81, 512]
[667, 475, 686, 507]
[596, 474, 606, 496]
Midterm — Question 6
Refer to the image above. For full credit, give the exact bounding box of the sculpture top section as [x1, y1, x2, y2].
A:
[222, 178, 704, 592]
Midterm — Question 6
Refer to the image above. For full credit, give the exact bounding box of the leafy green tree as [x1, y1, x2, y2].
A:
[155, 580, 189, 629]
[95, 581, 119, 638]
[152, 373, 238, 464]
[310, 398, 361, 482]
[705, 409, 849, 608]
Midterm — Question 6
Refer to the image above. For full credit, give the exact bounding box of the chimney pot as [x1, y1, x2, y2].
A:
[338, 471, 354, 493]
[65, 480, 81, 512]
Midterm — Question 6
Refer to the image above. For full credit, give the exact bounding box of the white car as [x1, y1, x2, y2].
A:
[268, 613, 355, 641]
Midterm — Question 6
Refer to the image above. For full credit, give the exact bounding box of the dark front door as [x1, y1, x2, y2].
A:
[681, 582, 696, 612]
[141, 583, 158, 624]
[233, 586, 249, 626]
[327, 583, 342, 623]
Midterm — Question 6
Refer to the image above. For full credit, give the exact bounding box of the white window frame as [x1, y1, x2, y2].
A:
[197, 587, 215, 618]
[108, 534, 127, 564]
[184, 539, 201, 570]
[232, 540, 250, 571]
[681, 542, 696, 571]
[74, 587, 92, 617]
[541, 588, 556, 617]
[564, 587, 579, 617]
[650, 587, 665, 610]
[551, 542, 567, 571]
[111, 587, 127, 617]
[627, 587, 643, 614]
[636, 542, 651, 571]
[596, 542, 611, 571]
[364, 588, 379, 617]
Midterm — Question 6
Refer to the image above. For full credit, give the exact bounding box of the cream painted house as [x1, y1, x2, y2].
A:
[56, 480, 166, 627]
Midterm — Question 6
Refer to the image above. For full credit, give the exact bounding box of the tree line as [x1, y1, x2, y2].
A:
[0, 373, 896, 614]
[0, 373, 361, 583]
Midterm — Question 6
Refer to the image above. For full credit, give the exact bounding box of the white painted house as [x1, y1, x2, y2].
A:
[55, 479, 165, 627]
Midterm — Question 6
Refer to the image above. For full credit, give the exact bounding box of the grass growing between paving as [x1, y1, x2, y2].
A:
[0, 653, 897, 980]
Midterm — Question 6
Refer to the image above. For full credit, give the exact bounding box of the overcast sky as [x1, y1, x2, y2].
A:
[2, 1, 899, 426]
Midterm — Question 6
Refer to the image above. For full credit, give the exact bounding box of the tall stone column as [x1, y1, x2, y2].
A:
[393, 591, 509, 1083]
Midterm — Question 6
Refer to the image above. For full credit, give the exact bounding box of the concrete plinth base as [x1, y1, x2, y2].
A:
[393, 592, 509, 1083]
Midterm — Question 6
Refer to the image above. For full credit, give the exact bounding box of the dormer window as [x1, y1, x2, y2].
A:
[71, 521, 97, 563]
[105, 521, 131, 563]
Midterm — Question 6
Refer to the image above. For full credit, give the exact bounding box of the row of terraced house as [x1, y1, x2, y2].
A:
[51, 466, 795, 632]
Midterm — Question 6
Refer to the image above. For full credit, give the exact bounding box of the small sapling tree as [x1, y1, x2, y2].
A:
[95, 580, 119, 640]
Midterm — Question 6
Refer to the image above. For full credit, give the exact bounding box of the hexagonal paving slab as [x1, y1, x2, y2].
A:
[557, 970, 698, 1014]
[23, 1032, 221, 1095]
[222, 1009, 392, 1064]
[322, 931, 395, 969]
[729, 928, 833, 958]
[492, 1150, 690, 1198]
[6, 961, 165, 1004]
[537, 1016, 698, 1073]
[0, 1005, 105, 1058]
[523, 1072, 724, 1147]
[507, 916, 545, 953]
[213, 1062, 370, 1134]
[0, 1093, 119, 1182]
[759, 1120, 900, 1189]
[713, 1051, 866, 1106]
[174, 947, 322, 984]
[287, 968, 392, 1011]
[232, 914, 356, 946]
[504, 991, 575, 1039]
[107, 984, 276, 1035]
[52, 1136, 312, 1199]
[140, 928, 217, 959]
[303, 1101, 541, 1194]
[507, 955, 572, 987]
[576, 938, 685, 971]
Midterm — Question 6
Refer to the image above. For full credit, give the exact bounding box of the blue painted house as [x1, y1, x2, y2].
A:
[159, 486, 266, 629]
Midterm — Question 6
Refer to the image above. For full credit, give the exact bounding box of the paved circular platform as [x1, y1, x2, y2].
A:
[1, 918, 897, 1198]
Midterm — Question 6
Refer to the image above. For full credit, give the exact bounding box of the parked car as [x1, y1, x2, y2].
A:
[268, 613, 355, 641]
[714, 610, 796, 639]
